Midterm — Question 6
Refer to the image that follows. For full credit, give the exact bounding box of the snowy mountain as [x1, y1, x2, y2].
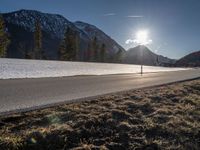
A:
[2, 9, 125, 60]
[123, 45, 176, 66]
[3, 9, 72, 38]
[176, 50, 200, 67]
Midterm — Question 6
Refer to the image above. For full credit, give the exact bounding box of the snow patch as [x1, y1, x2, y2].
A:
[0, 58, 188, 79]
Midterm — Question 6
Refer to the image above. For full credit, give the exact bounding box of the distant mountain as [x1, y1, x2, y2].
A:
[175, 51, 200, 67]
[123, 45, 176, 66]
[2, 9, 125, 60]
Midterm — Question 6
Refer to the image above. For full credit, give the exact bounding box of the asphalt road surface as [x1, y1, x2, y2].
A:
[0, 69, 200, 114]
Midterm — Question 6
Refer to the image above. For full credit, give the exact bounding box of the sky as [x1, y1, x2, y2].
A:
[1, 0, 200, 59]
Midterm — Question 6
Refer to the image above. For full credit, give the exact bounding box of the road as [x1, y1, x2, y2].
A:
[0, 69, 200, 114]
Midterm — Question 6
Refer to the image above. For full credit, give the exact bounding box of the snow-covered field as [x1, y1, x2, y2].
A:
[0, 58, 188, 79]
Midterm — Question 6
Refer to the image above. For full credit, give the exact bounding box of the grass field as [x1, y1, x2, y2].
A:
[0, 79, 200, 150]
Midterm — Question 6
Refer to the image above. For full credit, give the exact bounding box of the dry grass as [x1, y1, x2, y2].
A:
[0, 79, 200, 150]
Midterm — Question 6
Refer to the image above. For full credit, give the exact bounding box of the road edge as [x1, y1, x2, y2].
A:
[0, 76, 200, 117]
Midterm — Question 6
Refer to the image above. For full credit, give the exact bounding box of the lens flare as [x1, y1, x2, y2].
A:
[136, 30, 149, 45]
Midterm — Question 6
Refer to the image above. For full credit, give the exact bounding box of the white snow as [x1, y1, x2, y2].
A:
[0, 58, 188, 79]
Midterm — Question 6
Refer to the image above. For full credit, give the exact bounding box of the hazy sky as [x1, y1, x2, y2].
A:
[1, 0, 200, 59]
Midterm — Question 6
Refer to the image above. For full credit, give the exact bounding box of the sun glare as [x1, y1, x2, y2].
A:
[136, 30, 149, 45]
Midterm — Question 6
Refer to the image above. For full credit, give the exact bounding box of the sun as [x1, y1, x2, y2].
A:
[136, 30, 149, 45]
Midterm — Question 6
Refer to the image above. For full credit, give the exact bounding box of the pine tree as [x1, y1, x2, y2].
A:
[86, 42, 93, 61]
[58, 28, 69, 60]
[75, 33, 80, 60]
[115, 48, 123, 63]
[100, 43, 106, 62]
[92, 36, 99, 61]
[34, 19, 42, 59]
[58, 40, 66, 60]
[18, 42, 27, 58]
[0, 15, 10, 58]
[65, 27, 76, 61]
[58, 27, 79, 61]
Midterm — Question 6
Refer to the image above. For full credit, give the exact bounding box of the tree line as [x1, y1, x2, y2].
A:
[0, 17, 123, 63]
[0, 16, 43, 59]
[58, 27, 123, 63]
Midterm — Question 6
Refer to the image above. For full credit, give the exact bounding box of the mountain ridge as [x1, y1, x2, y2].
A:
[124, 45, 176, 66]
[175, 50, 200, 67]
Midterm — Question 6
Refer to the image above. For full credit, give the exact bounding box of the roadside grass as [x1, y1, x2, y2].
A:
[0, 79, 200, 149]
